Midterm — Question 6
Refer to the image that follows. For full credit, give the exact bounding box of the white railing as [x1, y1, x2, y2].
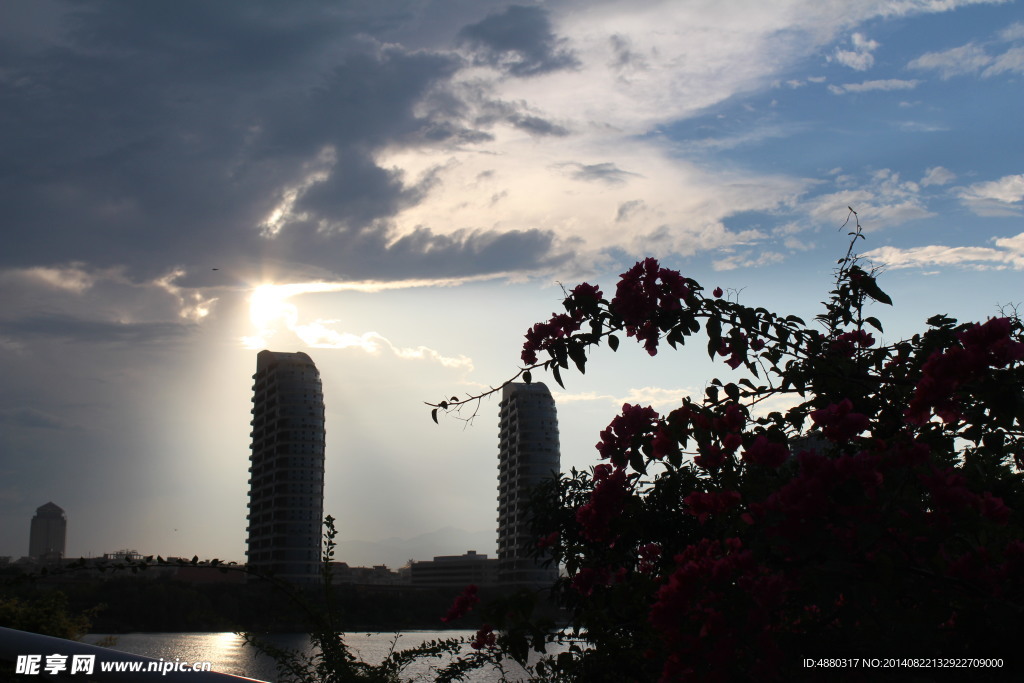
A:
[0, 627, 269, 682]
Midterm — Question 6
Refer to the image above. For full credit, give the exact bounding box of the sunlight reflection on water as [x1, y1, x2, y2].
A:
[83, 631, 537, 682]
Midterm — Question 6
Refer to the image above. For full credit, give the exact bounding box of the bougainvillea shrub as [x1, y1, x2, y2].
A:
[433, 224, 1024, 682]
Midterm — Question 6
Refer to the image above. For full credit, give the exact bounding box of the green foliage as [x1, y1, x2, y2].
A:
[0, 589, 94, 640]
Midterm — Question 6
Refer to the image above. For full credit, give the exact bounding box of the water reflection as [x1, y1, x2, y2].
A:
[82, 631, 529, 682]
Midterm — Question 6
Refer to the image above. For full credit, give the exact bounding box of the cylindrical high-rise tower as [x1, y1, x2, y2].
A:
[246, 350, 325, 583]
[497, 382, 560, 586]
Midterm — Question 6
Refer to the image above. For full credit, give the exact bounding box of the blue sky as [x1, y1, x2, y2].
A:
[0, 0, 1021, 566]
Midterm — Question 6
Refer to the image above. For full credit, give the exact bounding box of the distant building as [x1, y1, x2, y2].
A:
[246, 350, 326, 583]
[409, 551, 498, 586]
[329, 562, 405, 585]
[497, 383, 560, 586]
[101, 549, 143, 561]
[29, 502, 66, 561]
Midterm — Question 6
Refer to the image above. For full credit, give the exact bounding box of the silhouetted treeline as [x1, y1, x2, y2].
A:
[3, 573, 545, 633]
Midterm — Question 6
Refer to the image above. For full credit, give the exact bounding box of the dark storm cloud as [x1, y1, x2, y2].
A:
[559, 162, 641, 185]
[0, 407, 70, 431]
[262, 221, 567, 281]
[511, 114, 568, 136]
[470, 97, 569, 137]
[386, 226, 567, 275]
[616, 199, 645, 222]
[0, 0, 565, 286]
[609, 34, 648, 72]
[292, 149, 432, 232]
[457, 4, 579, 77]
[0, 314, 192, 345]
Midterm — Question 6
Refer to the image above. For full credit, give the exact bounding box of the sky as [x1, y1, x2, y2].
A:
[1, 0, 1022, 567]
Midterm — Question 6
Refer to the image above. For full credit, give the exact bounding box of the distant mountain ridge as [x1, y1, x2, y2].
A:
[334, 526, 496, 568]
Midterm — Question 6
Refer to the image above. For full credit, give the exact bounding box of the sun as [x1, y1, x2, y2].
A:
[242, 284, 300, 349]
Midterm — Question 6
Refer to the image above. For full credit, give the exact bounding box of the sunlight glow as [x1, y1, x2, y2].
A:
[242, 281, 474, 370]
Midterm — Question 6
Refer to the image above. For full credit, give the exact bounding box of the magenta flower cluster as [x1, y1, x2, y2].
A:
[905, 317, 1024, 424]
[520, 283, 604, 365]
[610, 258, 690, 355]
[596, 403, 659, 467]
[440, 584, 479, 623]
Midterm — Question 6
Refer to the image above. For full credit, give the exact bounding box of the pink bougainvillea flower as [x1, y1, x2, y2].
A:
[441, 584, 479, 623]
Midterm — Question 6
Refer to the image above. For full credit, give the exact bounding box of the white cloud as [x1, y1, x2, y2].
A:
[4, 263, 101, 293]
[802, 169, 934, 231]
[259, 146, 336, 238]
[296, 324, 474, 369]
[864, 232, 1024, 270]
[957, 174, 1024, 216]
[877, 0, 1011, 16]
[828, 78, 920, 94]
[961, 174, 1024, 203]
[921, 166, 956, 186]
[375, 0, 1016, 269]
[555, 385, 694, 410]
[998, 22, 1024, 41]
[713, 251, 786, 271]
[0, 264, 219, 330]
[243, 282, 474, 370]
[896, 121, 950, 133]
[909, 19, 1024, 79]
[983, 45, 1024, 76]
[784, 236, 817, 251]
[833, 33, 880, 70]
[909, 42, 993, 78]
[153, 269, 219, 322]
[382, 139, 806, 268]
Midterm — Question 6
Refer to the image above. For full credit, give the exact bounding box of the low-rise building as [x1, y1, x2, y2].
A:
[329, 562, 405, 585]
[409, 550, 498, 586]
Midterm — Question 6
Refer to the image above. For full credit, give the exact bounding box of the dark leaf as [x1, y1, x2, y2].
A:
[668, 446, 682, 468]
[552, 363, 565, 389]
[629, 450, 647, 475]
[523, 370, 532, 385]
[568, 342, 588, 374]
[739, 307, 757, 331]
[706, 316, 722, 359]
[926, 314, 956, 328]
[608, 335, 620, 352]
[666, 328, 685, 349]
[860, 276, 893, 306]
[431, 408, 438, 424]
[865, 316, 883, 332]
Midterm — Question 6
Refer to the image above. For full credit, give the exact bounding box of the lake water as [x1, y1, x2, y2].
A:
[82, 631, 537, 682]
